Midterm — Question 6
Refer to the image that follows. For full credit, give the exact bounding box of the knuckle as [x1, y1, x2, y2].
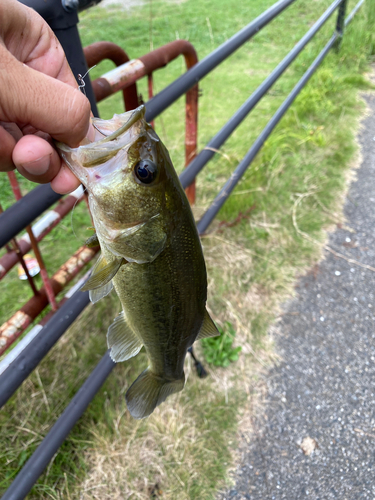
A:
[66, 90, 91, 144]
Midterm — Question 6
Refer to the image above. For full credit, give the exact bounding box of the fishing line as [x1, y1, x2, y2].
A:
[77, 66, 97, 96]
[149, 0, 153, 52]
[92, 122, 108, 137]
[149, 78, 168, 140]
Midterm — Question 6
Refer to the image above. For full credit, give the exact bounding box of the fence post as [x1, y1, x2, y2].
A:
[334, 0, 348, 49]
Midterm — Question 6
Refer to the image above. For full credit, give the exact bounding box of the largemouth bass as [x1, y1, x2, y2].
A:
[57, 105, 219, 419]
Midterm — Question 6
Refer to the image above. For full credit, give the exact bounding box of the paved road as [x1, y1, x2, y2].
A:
[219, 93, 375, 500]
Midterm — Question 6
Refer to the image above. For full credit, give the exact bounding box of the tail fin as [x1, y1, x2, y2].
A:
[125, 369, 185, 419]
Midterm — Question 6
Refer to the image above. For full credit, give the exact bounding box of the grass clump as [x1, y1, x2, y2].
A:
[1, 0, 375, 498]
[202, 322, 242, 367]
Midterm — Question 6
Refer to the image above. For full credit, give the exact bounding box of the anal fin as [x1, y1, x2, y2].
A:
[107, 311, 143, 362]
[81, 253, 124, 291]
[196, 309, 220, 341]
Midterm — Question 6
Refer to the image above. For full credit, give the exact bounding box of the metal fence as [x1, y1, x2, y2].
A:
[0, 0, 365, 497]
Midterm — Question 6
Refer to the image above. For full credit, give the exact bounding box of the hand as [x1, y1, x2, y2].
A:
[0, 0, 93, 194]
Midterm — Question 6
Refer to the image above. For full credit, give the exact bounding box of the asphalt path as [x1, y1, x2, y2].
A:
[219, 92, 375, 500]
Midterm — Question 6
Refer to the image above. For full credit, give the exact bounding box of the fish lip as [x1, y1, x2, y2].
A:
[55, 105, 146, 167]
[92, 105, 146, 146]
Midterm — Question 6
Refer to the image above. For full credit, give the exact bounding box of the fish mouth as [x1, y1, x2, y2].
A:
[55, 105, 146, 169]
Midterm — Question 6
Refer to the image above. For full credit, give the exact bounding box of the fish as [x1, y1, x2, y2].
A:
[56, 105, 219, 419]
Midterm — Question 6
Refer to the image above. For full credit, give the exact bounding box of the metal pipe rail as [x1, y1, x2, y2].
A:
[144, 0, 298, 122]
[0, 245, 98, 355]
[0, 289, 91, 408]
[197, 36, 338, 233]
[0, 187, 85, 280]
[1, 352, 115, 500]
[0, 185, 61, 249]
[83, 41, 139, 111]
[179, 0, 343, 189]
[0, 0, 296, 250]
[196, 0, 364, 233]
[1, 1, 364, 498]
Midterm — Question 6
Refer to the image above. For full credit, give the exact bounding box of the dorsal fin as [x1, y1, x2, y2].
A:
[196, 310, 220, 341]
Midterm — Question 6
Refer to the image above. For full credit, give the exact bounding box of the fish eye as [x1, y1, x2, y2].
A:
[134, 160, 158, 184]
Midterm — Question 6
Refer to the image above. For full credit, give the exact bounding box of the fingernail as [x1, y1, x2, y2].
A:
[21, 153, 52, 175]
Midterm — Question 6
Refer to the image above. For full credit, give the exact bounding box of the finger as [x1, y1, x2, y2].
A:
[13, 134, 61, 183]
[13, 134, 60, 183]
[2, 0, 78, 88]
[0, 47, 92, 148]
[50, 163, 81, 195]
[12, 135, 81, 193]
[0, 124, 18, 171]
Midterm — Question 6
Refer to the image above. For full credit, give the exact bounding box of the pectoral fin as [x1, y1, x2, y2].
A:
[196, 310, 220, 341]
[107, 311, 143, 362]
[81, 254, 125, 291]
[111, 215, 167, 264]
[89, 280, 113, 304]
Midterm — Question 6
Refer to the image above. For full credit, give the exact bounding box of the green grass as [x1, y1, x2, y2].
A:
[202, 322, 242, 367]
[1, 0, 375, 498]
